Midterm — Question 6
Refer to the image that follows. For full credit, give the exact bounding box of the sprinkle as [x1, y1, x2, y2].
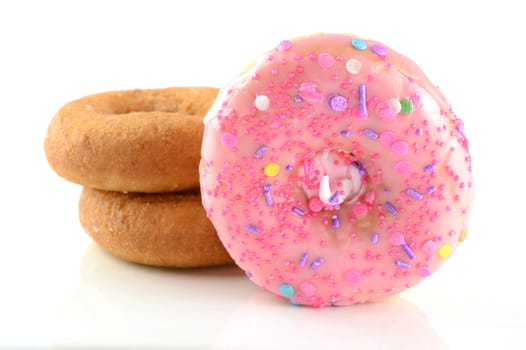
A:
[351, 38, 368, 50]
[340, 130, 351, 137]
[394, 260, 410, 269]
[221, 133, 237, 148]
[328, 94, 347, 111]
[426, 186, 436, 194]
[400, 99, 414, 114]
[317, 52, 335, 68]
[345, 58, 362, 74]
[319, 175, 332, 204]
[423, 164, 435, 173]
[372, 45, 387, 57]
[359, 84, 367, 116]
[285, 164, 293, 171]
[263, 184, 272, 192]
[255, 95, 270, 111]
[310, 257, 324, 270]
[263, 191, 273, 206]
[375, 100, 396, 122]
[245, 224, 260, 235]
[389, 232, 405, 246]
[353, 202, 368, 217]
[300, 282, 316, 297]
[422, 240, 437, 254]
[329, 191, 340, 204]
[415, 128, 423, 136]
[245, 271, 252, 278]
[459, 229, 468, 242]
[380, 131, 397, 146]
[391, 141, 409, 156]
[401, 243, 416, 260]
[278, 40, 292, 51]
[299, 81, 324, 105]
[439, 244, 452, 259]
[293, 95, 303, 103]
[406, 188, 424, 200]
[389, 98, 402, 113]
[363, 128, 378, 139]
[279, 283, 295, 297]
[371, 233, 379, 244]
[308, 196, 324, 212]
[255, 145, 268, 158]
[418, 266, 432, 277]
[299, 252, 308, 267]
[331, 215, 340, 229]
[384, 202, 398, 215]
[264, 162, 280, 177]
[292, 206, 305, 216]
[394, 160, 411, 174]
[343, 269, 362, 285]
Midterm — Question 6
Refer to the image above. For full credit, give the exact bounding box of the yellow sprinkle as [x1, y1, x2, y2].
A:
[264, 163, 280, 177]
[459, 229, 468, 242]
[439, 244, 452, 259]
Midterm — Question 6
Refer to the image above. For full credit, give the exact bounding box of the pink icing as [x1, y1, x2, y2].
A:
[200, 33, 474, 307]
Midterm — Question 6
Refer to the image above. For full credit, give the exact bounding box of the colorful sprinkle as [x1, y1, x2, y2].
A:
[340, 130, 351, 137]
[245, 224, 260, 235]
[345, 58, 362, 74]
[359, 84, 367, 116]
[391, 141, 409, 156]
[310, 257, 324, 270]
[292, 206, 306, 216]
[263, 190, 273, 206]
[317, 52, 335, 68]
[389, 232, 405, 246]
[278, 40, 292, 51]
[423, 164, 435, 173]
[371, 233, 379, 244]
[221, 133, 237, 148]
[329, 191, 340, 204]
[421, 240, 437, 254]
[380, 131, 397, 146]
[389, 98, 402, 113]
[371, 45, 387, 57]
[245, 271, 253, 278]
[300, 282, 316, 297]
[343, 269, 362, 285]
[264, 162, 280, 177]
[400, 99, 414, 114]
[375, 100, 396, 122]
[299, 81, 324, 105]
[401, 243, 416, 260]
[439, 244, 452, 258]
[384, 202, 398, 215]
[406, 188, 424, 200]
[328, 94, 347, 111]
[255, 145, 268, 158]
[352, 202, 368, 217]
[308, 196, 324, 212]
[459, 229, 468, 242]
[426, 186, 436, 194]
[263, 184, 272, 192]
[363, 128, 378, 139]
[394, 260, 410, 269]
[351, 38, 367, 50]
[299, 252, 308, 267]
[293, 95, 303, 103]
[331, 215, 340, 229]
[418, 266, 432, 277]
[285, 164, 293, 171]
[255, 95, 270, 111]
[279, 283, 295, 297]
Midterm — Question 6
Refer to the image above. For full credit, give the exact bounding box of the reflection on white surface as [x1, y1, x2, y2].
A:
[51, 243, 448, 349]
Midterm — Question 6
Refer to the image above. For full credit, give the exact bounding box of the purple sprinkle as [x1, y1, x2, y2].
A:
[456, 126, 467, 139]
[310, 257, 324, 270]
[401, 243, 416, 260]
[423, 164, 435, 173]
[255, 145, 268, 158]
[294, 95, 303, 103]
[328, 94, 347, 111]
[246, 271, 253, 278]
[394, 260, 411, 269]
[292, 206, 305, 216]
[359, 84, 367, 116]
[329, 191, 339, 204]
[364, 128, 378, 139]
[359, 168, 366, 176]
[427, 186, 436, 194]
[340, 130, 351, 138]
[351, 160, 364, 170]
[263, 184, 272, 192]
[264, 191, 273, 206]
[415, 128, 423, 136]
[299, 253, 308, 267]
[331, 215, 340, 229]
[285, 164, 293, 171]
[406, 188, 424, 200]
[372, 44, 387, 57]
[371, 233, 379, 244]
[384, 202, 398, 215]
[245, 224, 260, 235]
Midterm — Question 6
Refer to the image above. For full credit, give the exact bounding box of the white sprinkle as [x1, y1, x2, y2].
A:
[389, 98, 402, 114]
[255, 95, 270, 111]
[345, 58, 362, 74]
[319, 175, 332, 205]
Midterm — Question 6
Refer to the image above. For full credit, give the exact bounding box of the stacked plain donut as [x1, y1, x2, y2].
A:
[45, 87, 233, 267]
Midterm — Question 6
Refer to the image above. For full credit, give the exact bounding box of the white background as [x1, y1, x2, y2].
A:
[1, 0, 525, 349]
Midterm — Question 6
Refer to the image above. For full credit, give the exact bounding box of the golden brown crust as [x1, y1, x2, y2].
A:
[45, 87, 218, 193]
[78, 187, 233, 267]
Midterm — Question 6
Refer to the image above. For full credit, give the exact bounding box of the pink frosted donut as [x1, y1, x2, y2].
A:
[200, 33, 474, 307]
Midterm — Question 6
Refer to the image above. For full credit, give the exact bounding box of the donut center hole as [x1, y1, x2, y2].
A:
[297, 150, 367, 211]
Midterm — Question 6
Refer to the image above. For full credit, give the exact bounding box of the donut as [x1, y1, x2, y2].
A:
[199, 33, 474, 306]
[79, 187, 234, 267]
[45, 87, 218, 193]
